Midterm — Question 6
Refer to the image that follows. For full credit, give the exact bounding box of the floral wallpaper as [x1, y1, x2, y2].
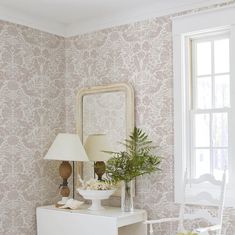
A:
[64, 15, 178, 235]
[0, 21, 66, 235]
[1, 1, 235, 235]
[64, 1, 235, 235]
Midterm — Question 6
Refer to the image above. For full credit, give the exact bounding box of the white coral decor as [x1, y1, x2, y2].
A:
[82, 179, 114, 190]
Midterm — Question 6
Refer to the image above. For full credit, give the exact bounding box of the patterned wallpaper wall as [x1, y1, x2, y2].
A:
[0, 21, 65, 235]
[64, 15, 181, 235]
[64, 2, 235, 235]
[1, 1, 235, 235]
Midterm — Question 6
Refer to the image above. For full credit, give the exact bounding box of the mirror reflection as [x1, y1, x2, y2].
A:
[82, 91, 126, 181]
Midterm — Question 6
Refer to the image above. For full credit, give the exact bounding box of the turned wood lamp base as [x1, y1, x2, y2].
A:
[57, 161, 72, 205]
[94, 161, 106, 181]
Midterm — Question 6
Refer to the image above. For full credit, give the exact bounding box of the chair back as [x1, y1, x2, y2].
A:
[178, 170, 226, 233]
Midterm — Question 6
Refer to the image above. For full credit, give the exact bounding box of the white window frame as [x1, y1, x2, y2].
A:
[173, 6, 235, 206]
[190, 32, 230, 180]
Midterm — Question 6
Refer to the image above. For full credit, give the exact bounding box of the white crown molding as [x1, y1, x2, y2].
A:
[173, 5, 235, 35]
[64, 0, 228, 37]
[0, 5, 66, 36]
[0, 0, 231, 37]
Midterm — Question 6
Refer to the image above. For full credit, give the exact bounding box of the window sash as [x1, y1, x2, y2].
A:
[191, 33, 230, 111]
[188, 33, 230, 181]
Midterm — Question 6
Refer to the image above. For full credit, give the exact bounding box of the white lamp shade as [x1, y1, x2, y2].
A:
[44, 133, 89, 161]
[84, 134, 112, 162]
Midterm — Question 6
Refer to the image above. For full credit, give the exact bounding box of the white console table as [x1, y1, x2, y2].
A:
[36, 205, 147, 235]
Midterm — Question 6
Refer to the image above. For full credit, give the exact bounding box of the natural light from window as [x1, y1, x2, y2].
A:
[191, 34, 230, 181]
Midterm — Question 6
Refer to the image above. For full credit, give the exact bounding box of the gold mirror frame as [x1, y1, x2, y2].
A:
[76, 83, 135, 194]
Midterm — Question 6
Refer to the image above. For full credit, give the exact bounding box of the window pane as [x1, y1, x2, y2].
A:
[214, 39, 229, 74]
[213, 149, 228, 180]
[195, 114, 210, 147]
[196, 149, 210, 177]
[214, 75, 230, 108]
[197, 76, 212, 109]
[196, 42, 211, 76]
[212, 113, 228, 147]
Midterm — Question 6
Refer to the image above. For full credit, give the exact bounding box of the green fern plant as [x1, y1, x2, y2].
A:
[105, 127, 161, 182]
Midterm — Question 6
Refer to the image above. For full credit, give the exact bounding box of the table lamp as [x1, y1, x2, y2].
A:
[44, 133, 89, 205]
[84, 134, 111, 181]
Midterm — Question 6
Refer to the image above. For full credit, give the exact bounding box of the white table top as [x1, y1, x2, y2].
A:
[37, 205, 147, 227]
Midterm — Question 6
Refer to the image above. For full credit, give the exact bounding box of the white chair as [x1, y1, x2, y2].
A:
[145, 170, 227, 235]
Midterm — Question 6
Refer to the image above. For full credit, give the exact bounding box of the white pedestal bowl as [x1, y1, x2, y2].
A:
[77, 189, 115, 211]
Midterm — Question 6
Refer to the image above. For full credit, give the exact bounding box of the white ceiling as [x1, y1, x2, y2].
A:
[0, 0, 227, 37]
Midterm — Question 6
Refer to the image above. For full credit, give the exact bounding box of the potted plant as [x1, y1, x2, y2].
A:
[105, 127, 161, 212]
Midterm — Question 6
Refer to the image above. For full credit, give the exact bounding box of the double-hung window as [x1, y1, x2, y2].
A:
[190, 33, 230, 181]
[173, 7, 235, 206]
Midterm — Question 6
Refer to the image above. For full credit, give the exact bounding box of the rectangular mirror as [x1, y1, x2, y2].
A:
[76, 83, 135, 196]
